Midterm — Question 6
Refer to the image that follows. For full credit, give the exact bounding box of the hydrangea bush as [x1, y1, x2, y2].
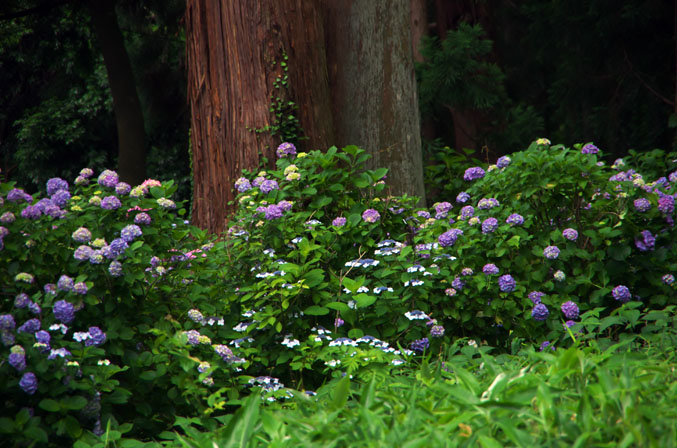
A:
[1, 139, 676, 445]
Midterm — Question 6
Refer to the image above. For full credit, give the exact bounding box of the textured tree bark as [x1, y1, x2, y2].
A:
[186, 0, 333, 233]
[323, 0, 426, 204]
[89, 0, 147, 186]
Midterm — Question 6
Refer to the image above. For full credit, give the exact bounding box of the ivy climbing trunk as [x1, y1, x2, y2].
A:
[89, 0, 147, 186]
[186, 0, 333, 233]
[323, 0, 426, 204]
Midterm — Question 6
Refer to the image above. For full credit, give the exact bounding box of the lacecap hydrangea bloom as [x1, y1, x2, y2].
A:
[463, 166, 485, 181]
[362, 209, 380, 223]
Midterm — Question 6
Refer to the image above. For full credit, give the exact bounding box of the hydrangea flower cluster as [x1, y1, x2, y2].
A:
[543, 246, 560, 259]
[497, 274, 516, 292]
[276, 142, 297, 158]
[612, 285, 631, 303]
[463, 167, 485, 181]
[562, 228, 578, 241]
[481, 217, 498, 234]
[438, 228, 463, 247]
[633, 198, 651, 212]
[362, 209, 380, 223]
[581, 143, 599, 154]
[506, 213, 524, 226]
[560, 301, 579, 320]
[635, 230, 655, 252]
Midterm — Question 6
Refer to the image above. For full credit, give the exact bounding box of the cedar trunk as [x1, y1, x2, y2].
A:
[186, 0, 333, 233]
[323, 0, 425, 204]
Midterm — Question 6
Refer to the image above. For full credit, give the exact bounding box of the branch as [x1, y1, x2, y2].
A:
[623, 50, 675, 108]
[0, 0, 80, 22]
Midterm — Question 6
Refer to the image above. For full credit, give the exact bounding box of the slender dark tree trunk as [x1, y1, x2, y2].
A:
[89, 0, 146, 185]
[323, 0, 425, 204]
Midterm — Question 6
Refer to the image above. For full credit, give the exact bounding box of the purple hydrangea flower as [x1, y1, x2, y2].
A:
[276, 142, 297, 158]
[0, 314, 16, 331]
[259, 179, 279, 194]
[562, 228, 578, 241]
[539, 341, 554, 351]
[108, 238, 128, 257]
[115, 182, 131, 195]
[57, 275, 74, 292]
[417, 211, 431, 220]
[543, 246, 560, 259]
[85, 327, 107, 347]
[483, 264, 499, 275]
[506, 214, 524, 226]
[73, 282, 88, 295]
[451, 277, 466, 290]
[28, 302, 41, 315]
[278, 200, 293, 211]
[120, 224, 142, 242]
[72, 227, 92, 243]
[101, 196, 122, 210]
[658, 195, 675, 215]
[430, 325, 445, 338]
[362, 209, 381, 223]
[50, 190, 71, 207]
[335, 317, 344, 328]
[9, 352, 26, 371]
[14, 294, 30, 309]
[19, 372, 38, 395]
[97, 170, 119, 188]
[456, 192, 470, 203]
[560, 301, 579, 320]
[496, 156, 511, 168]
[46, 178, 69, 196]
[633, 198, 651, 212]
[332, 217, 347, 227]
[581, 143, 599, 154]
[43, 284, 56, 295]
[528, 291, 544, 304]
[7, 188, 32, 203]
[460, 205, 474, 219]
[434, 202, 453, 218]
[410, 337, 430, 353]
[498, 274, 516, 292]
[134, 212, 152, 225]
[264, 204, 283, 220]
[108, 261, 123, 277]
[35, 330, 51, 345]
[532, 304, 549, 321]
[663, 274, 675, 285]
[18, 319, 41, 334]
[53, 300, 75, 324]
[0, 212, 15, 224]
[477, 198, 499, 209]
[612, 285, 631, 303]
[252, 176, 265, 188]
[463, 167, 486, 181]
[235, 177, 252, 192]
[635, 230, 655, 252]
[481, 217, 499, 234]
[21, 205, 42, 220]
[438, 228, 463, 247]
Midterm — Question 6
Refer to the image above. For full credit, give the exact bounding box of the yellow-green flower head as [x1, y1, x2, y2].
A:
[93, 190, 102, 196]
[284, 164, 298, 175]
[632, 178, 645, 187]
[91, 238, 107, 248]
[286, 172, 301, 181]
[239, 195, 252, 203]
[297, 152, 308, 158]
[468, 217, 480, 226]
[536, 138, 551, 145]
[71, 196, 81, 201]
[89, 196, 102, 206]
[257, 171, 267, 177]
[487, 164, 498, 172]
[198, 335, 211, 345]
[25, 240, 36, 248]
[71, 205, 83, 212]
[617, 192, 628, 199]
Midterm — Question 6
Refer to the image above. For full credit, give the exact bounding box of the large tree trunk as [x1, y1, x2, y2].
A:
[186, 0, 333, 233]
[323, 0, 426, 204]
[89, 0, 147, 186]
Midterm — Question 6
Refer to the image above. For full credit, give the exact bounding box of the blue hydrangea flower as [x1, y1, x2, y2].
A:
[581, 143, 599, 154]
[456, 191, 470, 203]
[19, 372, 38, 395]
[496, 156, 511, 168]
[451, 276, 465, 290]
[498, 274, 515, 292]
[72, 227, 92, 243]
[543, 246, 560, 259]
[434, 202, 452, 218]
[410, 337, 429, 353]
[53, 300, 75, 324]
[108, 238, 129, 257]
[430, 325, 445, 338]
[73, 282, 88, 295]
[0, 314, 16, 331]
[560, 301, 579, 320]
[332, 217, 346, 227]
[35, 330, 51, 345]
[97, 170, 119, 188]
[612, 285, 631, 303]
[438, 228, 463, 247]
[18, 318, 41, 334]
[101, 196, 122, 210]
[120, 225, 142, 242]
[21, 205, 42, 220]
[260, 179, 279, 194]
[658, 195, 674, 214]
[528, 291, 545, 304]
[663, 274, 675, 285]
[553, 270, 566, 282]
[115, 182, 131, 195]
[264, 204, 283, 220]
[7, 188, 32, 203]
[9, 352, 26, 371]
[85, 327, 107, 347]
[235, 177, 252, 192]
[532, 304, 549, 321]
[134, 212, 152, 225]
[14, 294, 30, 309]
[276, 142, 297, 158]
[460, 205, 474, 219]
[50, 190, 71, 207]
